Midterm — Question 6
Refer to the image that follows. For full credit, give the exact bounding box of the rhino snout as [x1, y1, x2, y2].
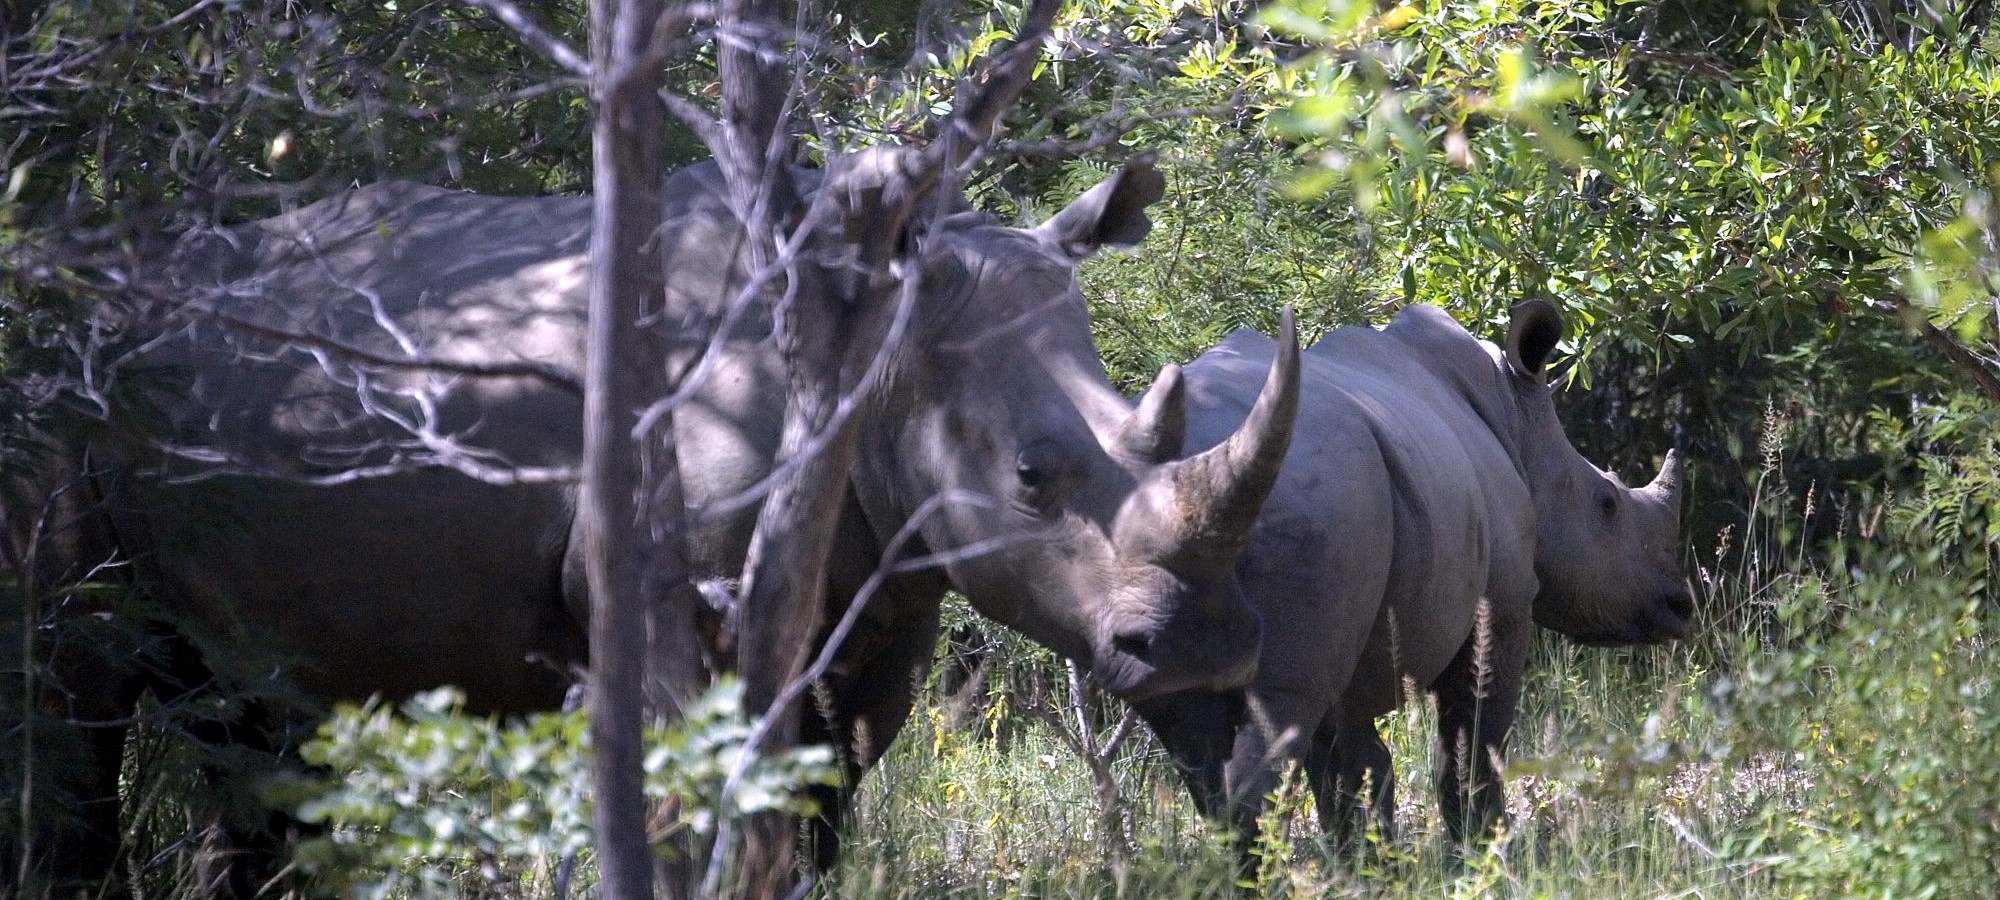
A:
[1642, 588, 1696, 643]
[1605, 590, 1695, 646]
[1088, 608, 1262, 702]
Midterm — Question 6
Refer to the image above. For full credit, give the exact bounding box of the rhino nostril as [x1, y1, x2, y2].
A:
[1666, 591, 1695, 619]
[1111, 631, 1153, 661]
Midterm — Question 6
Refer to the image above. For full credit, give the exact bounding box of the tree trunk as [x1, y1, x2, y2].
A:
[727, 249, 912, 900]
[583, 1, 681, 899]
[708, 0, 821, 892]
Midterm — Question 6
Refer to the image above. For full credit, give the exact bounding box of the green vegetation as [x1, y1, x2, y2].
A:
[5, 0, 1998, 896]
[276, 468, 1997, 897]
[279, 681, 836, 898]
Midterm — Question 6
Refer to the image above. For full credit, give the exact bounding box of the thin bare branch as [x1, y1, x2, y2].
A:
[1015, 675, 1145, 859]
[457, 0, 592, 78]
[928, 0, 1064, 171]
[150, 435, 577, 487]
[190, 306, 583, 394]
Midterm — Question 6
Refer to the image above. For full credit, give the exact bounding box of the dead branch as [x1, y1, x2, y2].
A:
[1879, 296, 2000, 402]
[996, 95, 1250, 161]
[192, 306, 584, 395]
[1017, 673, 1145, 859]
[927, 0, 1064, 172]
[456, 0, 592, 78]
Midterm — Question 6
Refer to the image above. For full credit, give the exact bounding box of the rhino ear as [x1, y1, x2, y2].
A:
[1505, 299, 1564, 379]
[1034, 154, 1167, 260]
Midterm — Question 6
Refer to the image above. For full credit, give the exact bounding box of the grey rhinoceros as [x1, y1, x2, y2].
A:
[1131, 300, 1691, 852]
[12, 152, 1300, 888]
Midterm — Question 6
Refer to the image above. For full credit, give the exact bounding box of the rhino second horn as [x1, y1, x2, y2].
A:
[1163, 304, 1302, 574]
[1115, 364, 1187, 464]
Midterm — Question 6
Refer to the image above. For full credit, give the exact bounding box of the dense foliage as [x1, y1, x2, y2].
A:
[284, 683, 836, 898]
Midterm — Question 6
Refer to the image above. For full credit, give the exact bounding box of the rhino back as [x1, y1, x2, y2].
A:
[106, 178, 785, 712]
[1181, 317, 1537, 709]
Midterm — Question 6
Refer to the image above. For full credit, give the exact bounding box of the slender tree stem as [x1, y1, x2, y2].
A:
[584, 1, 670, 898]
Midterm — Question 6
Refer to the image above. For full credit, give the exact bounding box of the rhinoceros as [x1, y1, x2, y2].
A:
[1131, 300, 1691, 852]
[11, 153, 1300, 888]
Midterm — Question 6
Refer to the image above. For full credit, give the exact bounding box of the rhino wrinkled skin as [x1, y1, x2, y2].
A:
[1134, 301, 1693, 851]
[18, 153, 1302, 886]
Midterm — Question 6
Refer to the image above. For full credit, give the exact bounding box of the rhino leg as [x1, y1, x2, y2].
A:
[145, 621, 313, 900]
[800, 582, 941, 874]
[1428, 602, 1529, 853]
[4, 448, 136, 893]
[800, 498, 949, 874]
[34, 621, 149, 896]
[32, 609, 304, 900]
[1151, 684, 1325, 877]
[1304, 714, 1395, 856]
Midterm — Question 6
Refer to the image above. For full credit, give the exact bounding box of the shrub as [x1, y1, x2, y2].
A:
[282, 681, 838, 898]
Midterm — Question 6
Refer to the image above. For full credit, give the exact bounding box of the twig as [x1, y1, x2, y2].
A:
[193, 307, 584, 395]
[1016, 679, 1145, 858]
[456, 0, 592, 78]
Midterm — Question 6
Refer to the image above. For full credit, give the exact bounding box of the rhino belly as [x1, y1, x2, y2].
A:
[122, 470, 583, 715]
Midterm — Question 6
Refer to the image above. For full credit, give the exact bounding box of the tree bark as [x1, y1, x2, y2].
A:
[707, 0, 821, 892]
[1882, 296, 2000, 403]
[726, 221, 912, 900]
[583, 2, 679, 899]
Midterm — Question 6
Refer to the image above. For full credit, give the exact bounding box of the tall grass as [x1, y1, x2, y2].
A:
[823, 424, 1998, 898]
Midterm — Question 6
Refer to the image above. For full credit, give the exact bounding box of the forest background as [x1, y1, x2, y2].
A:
[3, 0, 1998, 896]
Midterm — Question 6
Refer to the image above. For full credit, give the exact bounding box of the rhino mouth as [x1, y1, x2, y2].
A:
[1572, 626, 1682, 648]
[1568, 594, 1694, 647]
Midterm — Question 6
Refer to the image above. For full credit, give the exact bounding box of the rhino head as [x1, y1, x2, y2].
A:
[851, 156, 1299, 701]
[1501, 300, 1694, 646]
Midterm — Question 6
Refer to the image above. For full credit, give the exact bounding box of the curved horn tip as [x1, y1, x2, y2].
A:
[1268, 303, 1301, 415]
[1649, 448, 1684, 494]
[1170, 304, 1301, 539]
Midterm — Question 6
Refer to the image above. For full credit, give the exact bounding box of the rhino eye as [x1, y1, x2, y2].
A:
[1014, 441, 1068, 510]
[1598, 491, 1618, 519]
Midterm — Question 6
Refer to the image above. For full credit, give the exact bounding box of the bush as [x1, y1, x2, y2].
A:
[283, 681, 838, 898]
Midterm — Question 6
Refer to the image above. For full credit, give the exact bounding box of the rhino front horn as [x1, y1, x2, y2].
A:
[1646, 448, 1683, 502]
[1163, 305, 1301, 575]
